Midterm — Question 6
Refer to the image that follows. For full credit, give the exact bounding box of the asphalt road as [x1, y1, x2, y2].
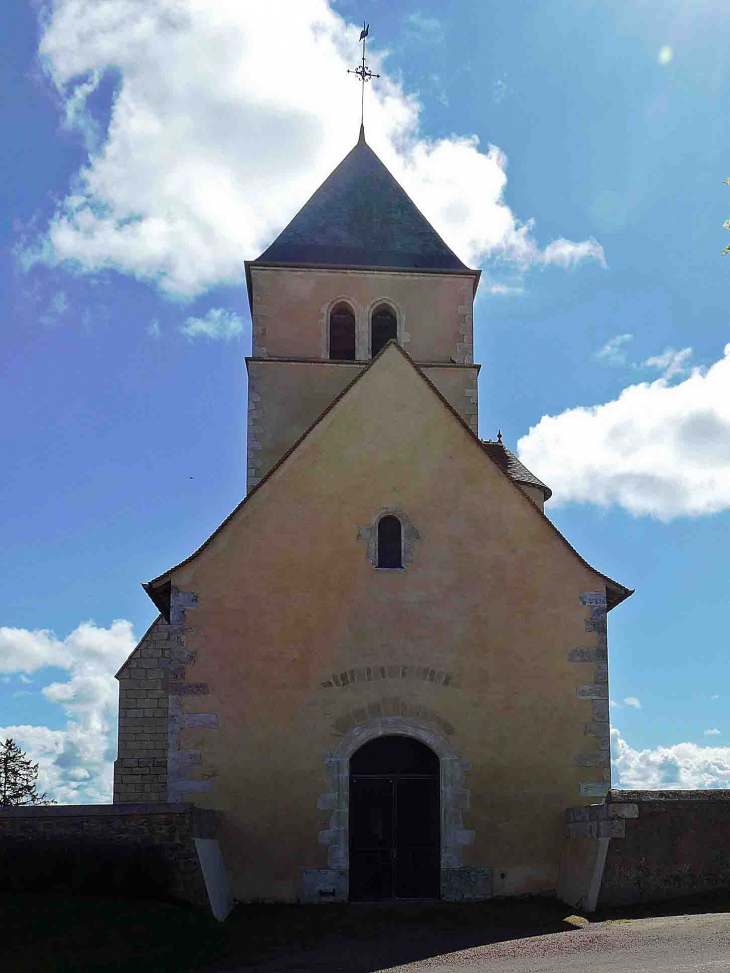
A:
[383, 914, 730, 972]
[235, 913, 730, 973]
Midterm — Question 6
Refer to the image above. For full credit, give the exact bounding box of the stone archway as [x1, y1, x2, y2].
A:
[305, 716, 481, 902]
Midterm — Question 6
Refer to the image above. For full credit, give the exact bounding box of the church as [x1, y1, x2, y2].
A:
[113, 123, 632, 904]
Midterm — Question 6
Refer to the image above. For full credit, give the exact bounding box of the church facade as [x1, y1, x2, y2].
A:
[114, 127, 632, 904]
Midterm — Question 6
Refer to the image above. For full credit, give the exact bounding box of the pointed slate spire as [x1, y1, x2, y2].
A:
[253, 132, 470, 272]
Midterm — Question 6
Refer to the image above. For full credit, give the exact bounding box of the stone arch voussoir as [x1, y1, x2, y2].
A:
[308, 716, 476, 902]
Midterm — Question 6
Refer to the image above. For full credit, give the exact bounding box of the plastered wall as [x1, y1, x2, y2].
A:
[247, 359, 480, 488]
[249, 265, 475, 363]
[159, 347, 611, 903]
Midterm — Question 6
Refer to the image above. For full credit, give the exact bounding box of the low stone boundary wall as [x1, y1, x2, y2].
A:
[557, 789, 730, 912]
[0, 803, 232, 920]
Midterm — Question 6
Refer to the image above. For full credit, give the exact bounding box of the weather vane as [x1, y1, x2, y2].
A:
[348, 22, 380, 128]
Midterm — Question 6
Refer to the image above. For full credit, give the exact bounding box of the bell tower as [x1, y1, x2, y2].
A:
[244, 127, 482, 492]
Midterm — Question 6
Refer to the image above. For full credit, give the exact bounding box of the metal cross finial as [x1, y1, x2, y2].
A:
[348, 22, 379, 128]
[497, 429, 503, 443]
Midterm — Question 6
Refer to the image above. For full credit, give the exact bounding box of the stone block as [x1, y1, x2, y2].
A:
[568, 821, 598, 838]
[592, 701, 609, 723]
[573, 750, 609, 767]
[568, 647, 607, 663]
[442, 867, 492, 901]
[301, 869, 347, 903]
[610, 818, 626, 838]
[566, 806, 589, 823]
[577, 684, 608, 700]
[580, 782, 610, 798]
[609, 803, 639, 819]
[585, 722, 610, 749]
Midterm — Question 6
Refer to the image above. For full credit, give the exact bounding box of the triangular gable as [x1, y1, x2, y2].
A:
[145, 341, 632, 614]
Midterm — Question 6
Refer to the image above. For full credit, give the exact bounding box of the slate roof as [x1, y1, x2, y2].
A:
[481, 440, 553, 501]
[251, 126, 473, 274]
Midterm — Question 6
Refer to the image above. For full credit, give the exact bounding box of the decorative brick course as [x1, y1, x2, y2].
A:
[331, 697, 455, 737]
[320, 663, 461, 690]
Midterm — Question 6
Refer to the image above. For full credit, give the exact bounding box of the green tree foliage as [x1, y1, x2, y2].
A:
[0, 738, 55, 806]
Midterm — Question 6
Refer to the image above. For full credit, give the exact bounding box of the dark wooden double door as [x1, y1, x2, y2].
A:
[349, 737, 440, 901]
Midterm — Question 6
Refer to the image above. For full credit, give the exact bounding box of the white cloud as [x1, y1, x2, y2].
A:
[147, 318, 161, 340]
[39, 290, 69, 326]
[404, 12, 444, 42]
[489, 283, 524, 296]
[704, 728, 721, 736]
[623, 696, 642, 709]
[594, 333, 634, 366]
[23, 1, 604, 298]
[61, 69, 102, 150]
[612, 728, 730, 789]
[609, 699, 620, 709]
[518, 342, 730, 520]
[493, 77, 508, 105]
[179, 307, 243, 342]
[658, 46, 674, 66]
[642, 346, 692, 381]
[0, 619, 136, 804]
[538, 238, 606, 270]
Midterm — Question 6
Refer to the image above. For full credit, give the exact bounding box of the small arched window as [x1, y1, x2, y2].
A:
[377, 516, 402, 569]
[371, 305, 397, 357]
[329, 303, 356, 361]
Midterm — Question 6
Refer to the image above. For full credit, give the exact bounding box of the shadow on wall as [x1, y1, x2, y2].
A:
[0, 837, 171, 898]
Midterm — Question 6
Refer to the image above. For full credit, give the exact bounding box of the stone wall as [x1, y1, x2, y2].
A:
[558, 789, 730, 911]
[600, 790, 730, 907]
[114, 616, 172, 803]
[0, 803, 229, 916]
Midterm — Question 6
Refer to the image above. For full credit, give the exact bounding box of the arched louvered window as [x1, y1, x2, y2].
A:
[371, 305, 397, 357]
[329, 303, 356, 361]
[377, 515, 402, 569]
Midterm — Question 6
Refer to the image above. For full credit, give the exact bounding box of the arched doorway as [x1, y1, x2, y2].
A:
[349, 735, 440, 900]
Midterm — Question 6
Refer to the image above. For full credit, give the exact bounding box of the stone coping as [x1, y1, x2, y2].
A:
[609, 789, 730, 803]
[0, 802, 205, 818]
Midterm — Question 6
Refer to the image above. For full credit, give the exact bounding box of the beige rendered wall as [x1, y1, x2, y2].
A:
[247, 359, 480, 488]
[249, 266, 475, 363]
[165, 346, 610, 903]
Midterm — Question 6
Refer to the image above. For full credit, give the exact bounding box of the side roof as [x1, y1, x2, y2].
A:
[144, 342, 633, 618]
[481, 440, 552, 501]
[249, 126, 478, 280]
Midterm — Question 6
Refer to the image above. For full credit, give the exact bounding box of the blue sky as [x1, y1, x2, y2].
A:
[2, 0, 729, 801]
